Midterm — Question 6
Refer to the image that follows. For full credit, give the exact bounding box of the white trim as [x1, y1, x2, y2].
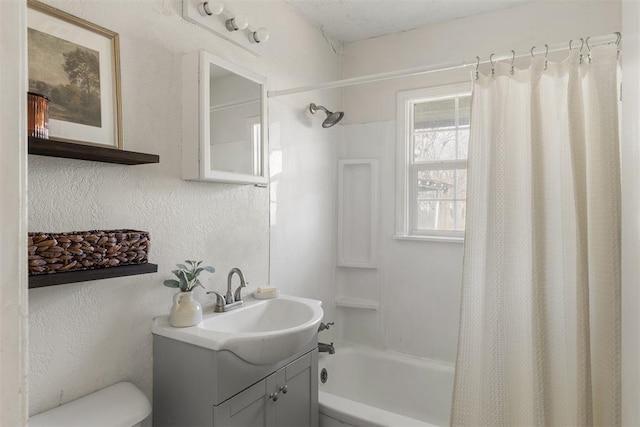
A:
[0, 0, 28, 425]
[621, 2, 639, 425]
[396, 83, 471, 240]
[182, 50, 268, 185]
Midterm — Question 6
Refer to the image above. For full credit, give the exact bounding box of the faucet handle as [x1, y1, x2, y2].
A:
[318, 322, 335, 332]
[234, 280, 248, 302]
[206, 291, 226, 309]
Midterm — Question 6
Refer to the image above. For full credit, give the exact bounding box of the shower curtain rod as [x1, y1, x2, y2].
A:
[267, 33, 619, 98]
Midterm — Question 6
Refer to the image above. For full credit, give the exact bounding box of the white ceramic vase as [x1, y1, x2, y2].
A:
[169, 291, 202, 327]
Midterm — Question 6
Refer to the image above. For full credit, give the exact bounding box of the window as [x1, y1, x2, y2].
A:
[396, 83, 471, 241]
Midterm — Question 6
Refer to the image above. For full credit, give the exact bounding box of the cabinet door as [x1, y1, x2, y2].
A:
[214, 377, 267, 427]
[267, 350, 318, 427]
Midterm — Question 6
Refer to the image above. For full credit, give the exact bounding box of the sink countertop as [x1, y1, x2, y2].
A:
[152, 293, 323, 363]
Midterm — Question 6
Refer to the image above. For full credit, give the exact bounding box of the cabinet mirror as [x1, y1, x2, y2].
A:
[182, 51, 267, 184]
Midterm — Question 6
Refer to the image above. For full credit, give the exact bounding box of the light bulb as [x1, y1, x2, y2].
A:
[250, 27, 270, 44]
[198, 1, 224, 16]
[225, 14, 249, 31]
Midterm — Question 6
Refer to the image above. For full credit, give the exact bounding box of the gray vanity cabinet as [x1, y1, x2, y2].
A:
[213, 376, 268, 426]
[268, 351, 318, 427]
[153, 334, 318, 427]
[213, 351, 318, 427]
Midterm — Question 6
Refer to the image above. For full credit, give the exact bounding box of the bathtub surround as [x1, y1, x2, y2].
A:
[268, 90, 341, 332]
[27, 0, 341, 420]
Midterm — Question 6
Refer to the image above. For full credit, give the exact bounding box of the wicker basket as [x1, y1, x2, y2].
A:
[28, 230, 149, 275]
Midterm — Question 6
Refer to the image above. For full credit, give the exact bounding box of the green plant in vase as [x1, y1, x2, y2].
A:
[164, 260, 215, 292]
[164, 260, 215, 327]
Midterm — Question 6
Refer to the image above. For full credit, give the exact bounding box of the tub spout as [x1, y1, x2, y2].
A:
[319, 342, 335, 354]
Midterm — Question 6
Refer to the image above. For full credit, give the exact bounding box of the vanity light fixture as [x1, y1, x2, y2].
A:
[249, 27, 270, 44]
[198, 1, 224, 16]
[195, 1, 270, 46]
[225, 14, 249, 31]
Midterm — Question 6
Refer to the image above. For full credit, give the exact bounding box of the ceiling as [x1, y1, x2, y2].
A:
[285, 0, 533, 43]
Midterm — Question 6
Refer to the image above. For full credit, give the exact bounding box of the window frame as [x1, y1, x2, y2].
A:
[395, 82, 471, 242]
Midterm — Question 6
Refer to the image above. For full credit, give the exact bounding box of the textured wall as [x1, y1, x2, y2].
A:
[27, 0, 341, 420]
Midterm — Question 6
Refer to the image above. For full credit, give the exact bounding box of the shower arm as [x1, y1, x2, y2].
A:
[310, 103, 329, 115]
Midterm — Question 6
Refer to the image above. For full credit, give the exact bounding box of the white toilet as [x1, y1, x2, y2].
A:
[29, 382, 151, 427]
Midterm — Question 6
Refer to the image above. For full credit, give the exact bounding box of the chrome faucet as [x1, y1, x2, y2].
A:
[318, 342, 335, 354]
[206, 268, 247, 313]
[226, 267, 247, 304]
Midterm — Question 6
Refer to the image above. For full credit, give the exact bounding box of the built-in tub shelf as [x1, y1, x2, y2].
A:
[335, 297, 379, 310]
[28, 263, 158, 288]
[338, 159, 379, 269]
[28, 137, 160, 165]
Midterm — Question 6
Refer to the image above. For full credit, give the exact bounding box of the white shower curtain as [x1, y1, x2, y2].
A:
[451, 44, 620, 426]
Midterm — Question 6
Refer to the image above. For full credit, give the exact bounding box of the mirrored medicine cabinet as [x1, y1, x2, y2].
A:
[182, 50, 268, 185]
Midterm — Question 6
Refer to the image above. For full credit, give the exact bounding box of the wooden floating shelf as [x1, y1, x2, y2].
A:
[28, 136, 160, 165]
[29, 263, 158, 288]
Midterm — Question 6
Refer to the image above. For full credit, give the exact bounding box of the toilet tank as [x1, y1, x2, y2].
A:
[29, 382, 151, 427]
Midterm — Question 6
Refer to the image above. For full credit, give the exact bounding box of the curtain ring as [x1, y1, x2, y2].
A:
[585, 36, 592, 63]
[544, 44, 549, 71]
[579, 37, 584, 64]
[489, 53, 495, 77]
[475, 56, 480, 80]
[615, 31, 622, 45]
[530, 46, 536, 58]
[510, 50, 515, 75]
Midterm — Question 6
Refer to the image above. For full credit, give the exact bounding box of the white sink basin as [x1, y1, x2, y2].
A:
[152, 294, 323, 365]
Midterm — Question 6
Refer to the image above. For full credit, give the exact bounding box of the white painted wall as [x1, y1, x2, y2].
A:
[334, 0, 621, 363]
[621, 1, 640, 425]
[342, 1, 621, 125]
[27, 0, 341, 421]
[0, 0, 28, 425]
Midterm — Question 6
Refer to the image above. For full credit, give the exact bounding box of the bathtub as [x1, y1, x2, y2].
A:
[318, 343, 454, 427]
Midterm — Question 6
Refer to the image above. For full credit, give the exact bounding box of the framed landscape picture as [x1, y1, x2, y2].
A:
[27, 0, 122, 149]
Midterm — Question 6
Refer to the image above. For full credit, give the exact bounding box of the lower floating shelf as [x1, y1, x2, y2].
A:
[29, 263, 158, 288]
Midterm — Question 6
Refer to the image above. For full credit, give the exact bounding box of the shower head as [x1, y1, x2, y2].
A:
[309, 103, 344, 128]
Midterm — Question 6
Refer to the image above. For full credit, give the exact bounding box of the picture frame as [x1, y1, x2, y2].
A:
[27, 0, 122, 149]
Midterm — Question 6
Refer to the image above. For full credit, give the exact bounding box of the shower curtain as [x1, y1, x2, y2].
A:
[451, 44, 620, 426]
